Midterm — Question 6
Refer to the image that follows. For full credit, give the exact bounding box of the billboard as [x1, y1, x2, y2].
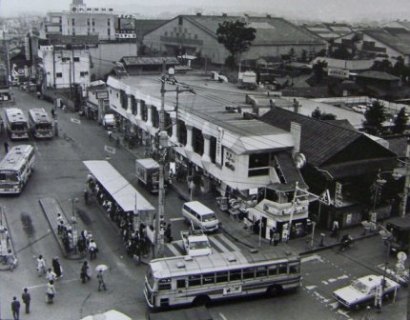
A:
[119, 17, 135, 31]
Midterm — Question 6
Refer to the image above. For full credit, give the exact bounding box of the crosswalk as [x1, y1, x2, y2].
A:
[165, 233, 242, 257]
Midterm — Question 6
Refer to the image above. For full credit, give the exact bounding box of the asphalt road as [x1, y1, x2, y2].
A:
[0, 88, 406, 320]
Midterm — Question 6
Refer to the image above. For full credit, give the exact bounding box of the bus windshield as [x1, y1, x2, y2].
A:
[202, 213, 216, 222]
[11, 123, 27, 131]
[36, 123, 52, 130]
[0, 171, 19, 182]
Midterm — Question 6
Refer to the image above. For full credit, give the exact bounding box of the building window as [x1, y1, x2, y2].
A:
[107, 19, 110, 26]
[107, 28, 111, 36]
[87, 19, 90, 26]
[92, 19, 95, 26]
[72, 18, 75, 26]
[80, 71, 89, 77]
[62, 57, 70, 62]
[248, 153, 270, 177]
[72, 29, 76, 36]
[56, 72, 63, 78]
[73, 57, 80, 62]
[164, 31, 168, 36]
[178, 17, 183, 25]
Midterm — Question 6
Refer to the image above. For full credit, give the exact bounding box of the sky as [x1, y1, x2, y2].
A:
[1, 0, 410, 22]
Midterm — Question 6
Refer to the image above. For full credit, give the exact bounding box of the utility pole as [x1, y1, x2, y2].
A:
[154, 62, 167, 258]
[402, 139, 410, 217]
[2, 27, 10, 85]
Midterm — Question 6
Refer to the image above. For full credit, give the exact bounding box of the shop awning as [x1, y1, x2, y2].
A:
[83, 160, 155, 213]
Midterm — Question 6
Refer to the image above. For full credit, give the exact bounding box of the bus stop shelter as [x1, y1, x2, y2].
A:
[83, 160, 155, 217]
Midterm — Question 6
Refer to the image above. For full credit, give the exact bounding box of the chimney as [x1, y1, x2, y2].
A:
[293, 98, 300, 113]
[266, 14, 271, 18]
[196, 12, 202, 17]
[222, 13, 227, 17]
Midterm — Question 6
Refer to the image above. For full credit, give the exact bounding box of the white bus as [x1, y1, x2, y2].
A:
[0, 145, 35, 194]
[4, 108, 29, 140]
[144, 249, 301, 309]
[28, 108, 53, 139]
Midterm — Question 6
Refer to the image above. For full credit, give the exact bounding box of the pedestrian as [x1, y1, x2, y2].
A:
[46, 268, 57, 282]
[11, 296, 20, 320]
[88, 239, 98, 260]
[164, 223, 172, 243]
[51, 108, 55, 119]
[269, 227, 275, 245]
[84, 189, 89, 205]
[97, 270, 107, 291]
[21, 288, 31, 314]
[52, 257, 63, 279]
[331, 220, 339, 239]
[36, 255, 46, 277]
[4, 141, 9, 154]
[46, 280, 56, 304]
[57, 213, 65, 235]
[80, 261, 91, 283]
[273, 231, 280, 246]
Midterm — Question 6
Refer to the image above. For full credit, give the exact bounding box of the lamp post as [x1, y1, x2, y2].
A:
[377, 227, 392, 312]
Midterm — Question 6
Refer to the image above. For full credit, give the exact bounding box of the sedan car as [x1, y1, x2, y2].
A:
[333, 274, 400, 309]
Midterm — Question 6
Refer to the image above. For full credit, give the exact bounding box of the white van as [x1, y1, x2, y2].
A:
[182, 201, 220, 233]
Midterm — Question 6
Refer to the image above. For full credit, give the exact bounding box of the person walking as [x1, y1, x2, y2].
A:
[52, 257, 63, 279]
[11, 296, 20, 320]
[46, 280, 56, 304]
[21, 288, 31, 314]
[88, 239, 98, 260]
[80, 261, 91, 283]
[4, 141, 9, 154]
[46, 268, 57, 282]
[36, 255, 47, 277]
[97, 270, 107, 291]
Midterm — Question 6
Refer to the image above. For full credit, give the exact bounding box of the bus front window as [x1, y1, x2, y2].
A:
[0, 171, 18, 182]
[11, 123, 26, 131]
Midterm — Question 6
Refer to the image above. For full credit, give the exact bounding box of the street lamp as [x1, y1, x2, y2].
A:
[377, 227, 393, 312]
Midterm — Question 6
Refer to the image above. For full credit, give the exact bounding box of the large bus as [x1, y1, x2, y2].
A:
[28, 108, 53, 139]
[144, 249, 301, 309]
[4, 108, 29, 140]
[0, 145, 35, 194]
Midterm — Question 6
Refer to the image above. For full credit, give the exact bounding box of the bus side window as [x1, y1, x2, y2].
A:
[158, 278, 171, 290]
[177, 279, 186, 289]
[216, 271, 228, 283]
[289, 264, 300, 274]
[256, 266, 267, 277]
[243, 268, 255, 279]
[268, 265, 277, 276]
[278, 263, 288, 274]
[229, 269, 242, 281]
[203, 273, 215, 285]
[188, 275, 201, 287]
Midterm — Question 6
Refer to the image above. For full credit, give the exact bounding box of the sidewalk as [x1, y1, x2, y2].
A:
[0, 206, 18, 271]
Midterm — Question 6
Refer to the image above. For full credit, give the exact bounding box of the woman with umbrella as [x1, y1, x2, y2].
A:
[96, 264, 108, 291]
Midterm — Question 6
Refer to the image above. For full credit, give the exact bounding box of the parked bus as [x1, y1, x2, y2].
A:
[4, 108, 29, 140]
[28, 108, 53, 139]
[144, 249, 301, 309]
[0, 145, 35, 194]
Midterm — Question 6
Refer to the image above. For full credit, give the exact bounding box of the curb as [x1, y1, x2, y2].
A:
[0, 207, 18, 271]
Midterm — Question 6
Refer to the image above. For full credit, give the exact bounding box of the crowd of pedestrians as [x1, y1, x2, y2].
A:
[86, 176, 150, 262]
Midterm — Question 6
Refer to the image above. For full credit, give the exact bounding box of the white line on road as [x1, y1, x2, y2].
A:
[219, 313, 228, 320]
[301, 254, 324, 263]
[305, 285, 317, 291]
[215, 234, 241, 252]
[166, 243, 183, 257]
[169, 217, 185, 222]
[209, 237, 231, 253]
[27, 278, 78, 290]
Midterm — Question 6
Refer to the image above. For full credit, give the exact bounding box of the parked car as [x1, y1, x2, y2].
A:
[352, 105, 367, 114]
[333, 274, 400, 309]
[102, 114, 116, 129]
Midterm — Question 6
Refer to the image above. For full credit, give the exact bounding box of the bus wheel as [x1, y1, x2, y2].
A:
[266, 285, 283, 297]
[193, 295, 210, 307]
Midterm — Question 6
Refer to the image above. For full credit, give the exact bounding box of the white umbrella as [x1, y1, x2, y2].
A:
[95, 264, 108, 272]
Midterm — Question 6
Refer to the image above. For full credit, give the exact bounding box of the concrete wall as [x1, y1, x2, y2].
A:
[89, 42, 138, 80]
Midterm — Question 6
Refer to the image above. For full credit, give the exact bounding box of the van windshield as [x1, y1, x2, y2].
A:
[202, 213, 216, 222]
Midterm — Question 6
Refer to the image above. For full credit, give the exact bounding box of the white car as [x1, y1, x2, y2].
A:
[102, 114, 116, 129]
[333, 274, 400, 309]
[352, 105, 367, 114]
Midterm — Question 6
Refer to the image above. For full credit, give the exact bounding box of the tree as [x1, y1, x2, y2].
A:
[363, 101, 387, 135]
[331, 46, 351, 60]
[312, 60, 327, 83]
[392, 107, 409, 134]
[311, 107, 337, 120]
[216, 20, 256, 69]
[311, 107, 322, 119]
[371, 59, 393, 73]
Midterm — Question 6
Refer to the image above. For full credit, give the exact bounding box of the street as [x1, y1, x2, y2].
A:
[0, 88, 407, 320]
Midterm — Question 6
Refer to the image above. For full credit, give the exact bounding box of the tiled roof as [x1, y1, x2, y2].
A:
[357, 70, 401, 81]
[260, 107, 364, 166]
[183, 15, 325, 45]
[363, 28, 410, 55]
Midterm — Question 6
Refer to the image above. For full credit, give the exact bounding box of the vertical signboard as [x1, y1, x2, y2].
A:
[216, 127, 224, 166]
[335, 182, 343, 207]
